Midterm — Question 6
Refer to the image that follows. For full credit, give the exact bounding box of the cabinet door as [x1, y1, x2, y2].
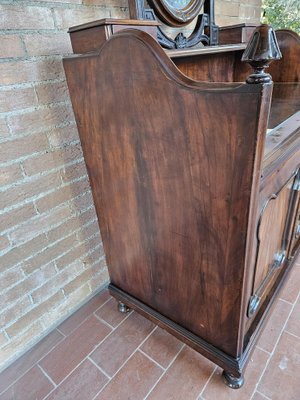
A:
[248, 171, 299, 317]
[288, 173, 300, 258]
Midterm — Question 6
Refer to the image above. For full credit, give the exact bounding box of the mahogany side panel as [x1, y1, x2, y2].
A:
[64, 30, 271, 358]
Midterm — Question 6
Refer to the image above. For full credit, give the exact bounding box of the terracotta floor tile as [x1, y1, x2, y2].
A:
[95, 351, 163, 400]
[258, 331, 300, 400]
[57, 290, 110, 335]
[279, 264, 300, 304]
[146, 346, 215, 400]
[0, 329, 63, 394]
[45, 359, 108, 400]
[285, 296, 300, 338]
[252, 391, 271, 400]
[140, 326, 184, 368]
[94, 298, 129, 328]
[90, 311, 155, 377]
[202, 347, 269, 400]
[257, 299, 292, 353]
[40, 315, 111, 384]
[0, 366, 54, 400]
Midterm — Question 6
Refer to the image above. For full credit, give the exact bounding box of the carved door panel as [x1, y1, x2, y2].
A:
[288, 173, 300, 258]
[248, 171, 299, 317]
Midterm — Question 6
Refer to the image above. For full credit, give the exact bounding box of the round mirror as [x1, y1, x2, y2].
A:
[148, 0, 204, 27]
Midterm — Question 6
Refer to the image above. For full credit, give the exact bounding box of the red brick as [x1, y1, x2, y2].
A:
[40, 315, 111, 384]
[38, 0, 81, 3]
[72, 190, 94, 212]
[0, 117, 10, 137]
[56, 235, 101, 270]
[95, 352, 163, 400]
[2, 263, 57, 308]
[0, 365, 54, 400]
[81, 243, 103, 265]
[23, 234, 78, 275]
[35, 179, 90, 213]
[110, 8, 130, 19]
[0, 234, 49, 273]
[35, 80, 70, 105]
[0, 5, 55, 30]
[0, 35, 25, 58]
[0, 172, 61, 212]
[0, 203, 37, 234]
[6, 291, 65, 338]
[0, 164, 23, 187]
[0, 296, 32, 328]
[63, 263, 101, 296]
[0, 59, 64, 86]
[0, 87, 37, 113]
[0, 235, 9, 252]
[0, 132, 49, 163]
[46, 359, 108, 400]
[88, 265, 109, 292]
[85, 0, 127, 5]
[76, 219, 100, 243]
[22, 143, 82, 175]
[10, 204, 72, 246]
[0, 267, 24, 292]
[24, 33, 72, 56]
[0, 331, 7, 347]
[47, 125, 79, 148]
[61, 161, 88, 183]
[53, 7, 110, 29]
[47, 207, 96, 242]
[8, 104, 74, 135]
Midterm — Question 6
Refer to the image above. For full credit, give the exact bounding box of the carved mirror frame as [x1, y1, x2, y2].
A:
[128, 0, 219, 49]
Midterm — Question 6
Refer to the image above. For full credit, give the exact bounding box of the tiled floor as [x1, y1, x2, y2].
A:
[0, 262, 300, 400]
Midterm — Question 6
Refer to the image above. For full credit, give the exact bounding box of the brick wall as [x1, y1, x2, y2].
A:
[0, 0, 129, 372]
[0, 0, 261, 372]
[215, 0, 262, 26]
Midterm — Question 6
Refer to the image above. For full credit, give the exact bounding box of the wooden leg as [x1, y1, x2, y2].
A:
[118, 302, 130, 313]
[222, 370, 244, 389]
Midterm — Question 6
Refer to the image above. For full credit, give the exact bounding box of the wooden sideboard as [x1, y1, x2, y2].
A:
[63, 20, 300, 388]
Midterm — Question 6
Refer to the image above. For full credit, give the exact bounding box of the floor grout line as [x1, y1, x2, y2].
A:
[197, 365, 218, 400]
[93, 313, 115, 331]
[255, 389, 272, 400]
[283, 330, 300, 341]
[87, 356, 112, 380]
[56, 327, 67, 337]
[37, 302, 135, 399]
[249, 290, 300, 399]
[137, 348, 166, 371]
[0, 332, 65, 396]
[143, 344, 186, 400]
[38, 364, 57, 389]
[91, 325, 159, 400]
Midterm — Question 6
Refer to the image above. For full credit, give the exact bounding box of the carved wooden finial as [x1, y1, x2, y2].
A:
[242, 24, 282, 84]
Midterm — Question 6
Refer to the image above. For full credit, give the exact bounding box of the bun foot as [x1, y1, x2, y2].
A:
[118, 302, 130, 313]
[222, 370, 244, 389]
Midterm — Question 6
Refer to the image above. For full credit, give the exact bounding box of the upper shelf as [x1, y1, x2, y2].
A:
[166, 43, 247, 58]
